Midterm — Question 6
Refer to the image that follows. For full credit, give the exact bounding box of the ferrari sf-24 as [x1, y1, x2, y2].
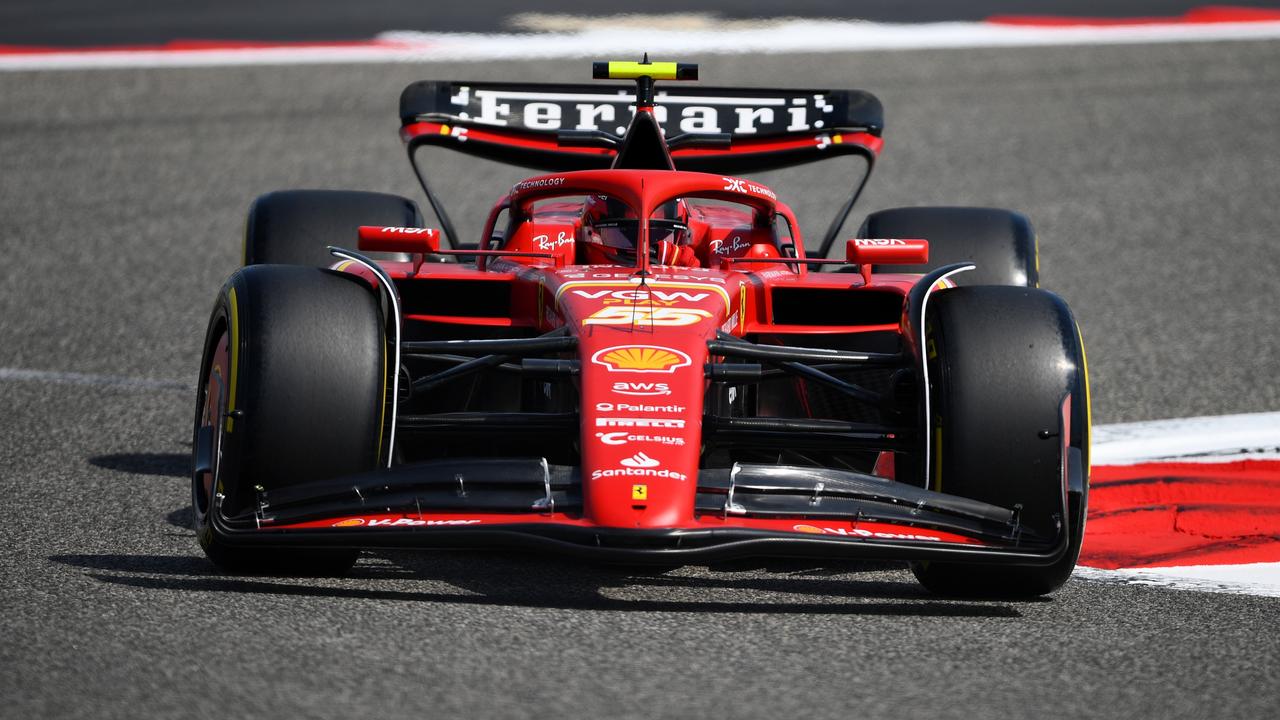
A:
[192, 60, 1089, 597]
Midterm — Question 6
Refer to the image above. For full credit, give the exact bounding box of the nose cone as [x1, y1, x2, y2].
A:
[557, 274, 730, 528]
[579, 339, 706, 527]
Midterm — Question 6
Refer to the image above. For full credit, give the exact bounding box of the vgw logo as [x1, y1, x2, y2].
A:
[571, 289, 710, 303]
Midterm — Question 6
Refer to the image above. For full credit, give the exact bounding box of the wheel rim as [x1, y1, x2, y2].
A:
[194, 327, 230, 520]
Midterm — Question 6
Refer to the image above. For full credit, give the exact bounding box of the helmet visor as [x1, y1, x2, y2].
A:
[650, 218, 691, 247]
[592, 218, 639, 250]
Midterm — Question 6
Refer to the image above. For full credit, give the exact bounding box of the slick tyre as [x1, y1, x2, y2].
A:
[191, 264, 388, 575]
[243, 189, 423, 266]
[912, 286, 1090, 598]
[858, 207, 1038, 286]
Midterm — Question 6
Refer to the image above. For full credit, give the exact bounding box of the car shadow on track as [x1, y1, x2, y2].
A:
[88, 452, 188, 477]
[50, 550, 1035, 618]
[85, 451, 195, 529]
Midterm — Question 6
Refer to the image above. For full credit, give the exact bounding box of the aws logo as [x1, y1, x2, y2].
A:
[613, 381, 671, 396]
[592, 346, 691, 374]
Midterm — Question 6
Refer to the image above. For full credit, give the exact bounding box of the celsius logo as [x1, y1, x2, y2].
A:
[595, 432, 685, 446]
[613, 381, 671, 396]
[620, 452, 660, 468]
[592, 345, 691, 373]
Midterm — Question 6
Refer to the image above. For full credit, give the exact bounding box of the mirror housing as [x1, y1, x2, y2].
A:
[357, 226, 440, 254]
[846, 238, 929, 265]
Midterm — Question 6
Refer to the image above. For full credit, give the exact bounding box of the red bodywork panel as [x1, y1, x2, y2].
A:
[846, 237, 929, 265]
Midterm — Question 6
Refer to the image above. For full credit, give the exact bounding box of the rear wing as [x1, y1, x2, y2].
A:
[399, 81, 884, 173]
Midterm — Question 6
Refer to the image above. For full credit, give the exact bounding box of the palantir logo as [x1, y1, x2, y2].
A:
[620, 452, 660, 468]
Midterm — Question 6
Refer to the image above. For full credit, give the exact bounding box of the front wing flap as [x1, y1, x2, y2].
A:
[209, 459, 1073, 567]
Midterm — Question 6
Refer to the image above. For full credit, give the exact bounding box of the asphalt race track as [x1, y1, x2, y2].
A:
[3, 41, 1280, 718]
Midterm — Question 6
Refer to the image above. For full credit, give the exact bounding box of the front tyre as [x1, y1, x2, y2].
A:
[191, 264, 388, 574]
[244, 189, 422, 266]
[912, 286, 1090, 598]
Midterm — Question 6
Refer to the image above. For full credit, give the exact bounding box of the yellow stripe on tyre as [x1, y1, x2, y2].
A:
[1077, 321, 1092, 483]
[225, 287, 240, 433]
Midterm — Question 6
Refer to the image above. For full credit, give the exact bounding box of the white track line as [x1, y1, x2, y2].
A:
[1093, 411, 1280, 465]
[1074, 563, 1280, 598]
[4, 18, 1280, 71]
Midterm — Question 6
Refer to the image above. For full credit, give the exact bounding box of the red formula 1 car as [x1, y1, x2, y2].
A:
[192, 60, 1089, 597]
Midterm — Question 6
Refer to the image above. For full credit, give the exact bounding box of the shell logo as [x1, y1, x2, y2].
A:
[591, 345, 691, 374]
[792, 524, 825, 534]
[332, 518, 365, 527]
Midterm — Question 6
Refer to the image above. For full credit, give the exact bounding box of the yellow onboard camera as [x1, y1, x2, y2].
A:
[592, 60, 698, 81]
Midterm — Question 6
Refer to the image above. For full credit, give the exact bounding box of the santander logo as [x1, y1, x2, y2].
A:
[620, 452, 660, 468]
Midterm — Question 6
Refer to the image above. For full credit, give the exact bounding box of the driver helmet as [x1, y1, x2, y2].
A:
[580, 195, 690, 264]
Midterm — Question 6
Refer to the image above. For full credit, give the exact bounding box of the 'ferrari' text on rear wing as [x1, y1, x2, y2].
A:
[399, 81, 883, 173]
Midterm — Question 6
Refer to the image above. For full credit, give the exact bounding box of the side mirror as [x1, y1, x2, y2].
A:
[357, 226, 441, 254]
[845, 238, 928, 265]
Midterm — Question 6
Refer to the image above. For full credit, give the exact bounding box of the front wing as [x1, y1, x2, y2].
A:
[208, 458, 1077, 566]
